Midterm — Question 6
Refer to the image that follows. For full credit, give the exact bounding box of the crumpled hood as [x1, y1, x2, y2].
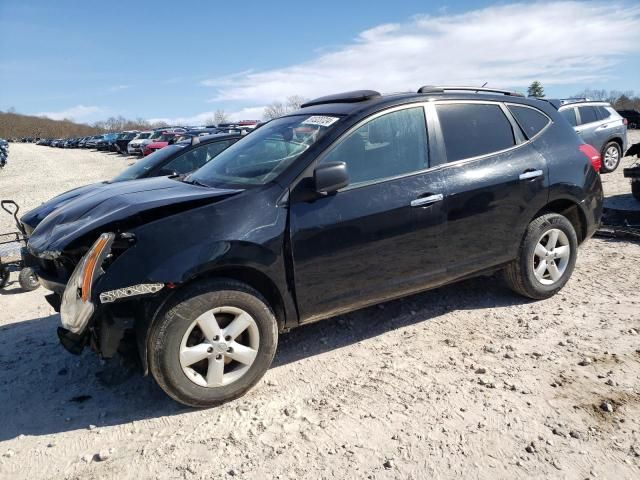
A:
[21, 183, 108, 232]
[28, 176, 242, 256]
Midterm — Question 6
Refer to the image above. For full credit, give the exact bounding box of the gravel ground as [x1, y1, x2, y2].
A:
[0, 134, 639, 480]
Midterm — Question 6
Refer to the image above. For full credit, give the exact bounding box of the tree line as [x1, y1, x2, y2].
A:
[527, 81, 640, 110]
[2, 87, 638, 140]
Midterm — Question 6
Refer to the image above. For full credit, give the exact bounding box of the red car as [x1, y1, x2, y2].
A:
[142, 132, 179, 156]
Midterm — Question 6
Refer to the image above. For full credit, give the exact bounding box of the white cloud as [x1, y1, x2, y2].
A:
[36, 104, 106, 121]
[202, 1, 640, 103]
[147, 106, 266, 126]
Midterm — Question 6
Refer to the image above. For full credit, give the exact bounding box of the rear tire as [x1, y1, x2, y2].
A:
[600, 142, 621, 173]
[148, 279, 278, 407]
[502, 213, 578, 299]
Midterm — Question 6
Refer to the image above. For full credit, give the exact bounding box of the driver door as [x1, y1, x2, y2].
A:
[289, 106, 448, 322]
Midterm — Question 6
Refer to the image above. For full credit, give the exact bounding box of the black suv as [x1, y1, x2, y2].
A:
[27, 87, 603, 407]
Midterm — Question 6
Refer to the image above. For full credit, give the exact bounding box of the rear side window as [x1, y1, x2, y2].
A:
[596, 106, 611, 120]
[436, 103, 515, 162]
[507, 105, 550, 139]
[560, 108, 577, 126]
[578, 106, 598, 124]
[321, 107, 428, 185]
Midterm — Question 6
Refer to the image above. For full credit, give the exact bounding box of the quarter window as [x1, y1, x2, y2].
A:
[596, 106, 611, 120]
[508, 105, 550, 139]
[321, 107, 428, 185]
[578, 106, 598, 124]
[560, 108, 577, 126]
[436, 103, 515, 162]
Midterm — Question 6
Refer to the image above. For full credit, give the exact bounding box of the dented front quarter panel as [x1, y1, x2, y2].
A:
[93, 182, 295, 321]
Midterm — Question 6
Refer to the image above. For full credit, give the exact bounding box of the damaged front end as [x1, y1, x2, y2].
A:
[54, 231, 167, 359]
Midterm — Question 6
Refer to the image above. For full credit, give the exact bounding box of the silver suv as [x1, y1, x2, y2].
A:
[554, 99, 628, 173]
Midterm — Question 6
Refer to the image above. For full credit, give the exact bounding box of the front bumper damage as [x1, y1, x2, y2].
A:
[53, 232, 165, 357]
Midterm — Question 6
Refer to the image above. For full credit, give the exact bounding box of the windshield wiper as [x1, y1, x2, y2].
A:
[182, 177, 210, 187]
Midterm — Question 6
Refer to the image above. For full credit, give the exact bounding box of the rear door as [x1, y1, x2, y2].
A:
[575, 105, 604, 150]
[289, 105, 447, 321]
[430, 101, 550, 278]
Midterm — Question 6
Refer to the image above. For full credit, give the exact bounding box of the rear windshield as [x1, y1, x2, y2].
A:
[187, 114, 340, 187]
[112, 145, 184, 182]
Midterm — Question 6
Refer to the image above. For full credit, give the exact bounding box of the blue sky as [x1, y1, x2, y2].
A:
[0, 0, 639, 125]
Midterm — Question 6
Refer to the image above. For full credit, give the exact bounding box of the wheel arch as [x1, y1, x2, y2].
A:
[531, 198, 588, 244]
[602, 136, 623, 155]
[136, 265, 292, 376]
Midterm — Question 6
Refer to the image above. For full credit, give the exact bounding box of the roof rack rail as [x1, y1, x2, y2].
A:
[417, 85, 525, 97]
[301, 90, 381, 108]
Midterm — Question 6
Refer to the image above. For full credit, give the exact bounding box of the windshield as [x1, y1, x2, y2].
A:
[135, 132, 152, 140]
[187, 114, 339, 187]
[111, 145, 185, 182]
[150, 131, 164, 140]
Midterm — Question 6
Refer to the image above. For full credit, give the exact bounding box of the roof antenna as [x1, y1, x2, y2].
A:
[476, 82, 488, 93]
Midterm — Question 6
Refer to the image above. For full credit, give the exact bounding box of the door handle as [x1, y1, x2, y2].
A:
[519, 169, 543, 181]
[411, 193, 443, 207]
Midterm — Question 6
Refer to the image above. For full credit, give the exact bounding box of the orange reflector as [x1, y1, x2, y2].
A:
[81, 235, 110, 302]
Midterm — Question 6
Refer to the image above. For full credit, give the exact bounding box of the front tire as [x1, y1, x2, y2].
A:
[502, 213, 578, 299]
[148, 279, 278, 407]
[18, 267, 40, 291]
[600, 142, 621, 173]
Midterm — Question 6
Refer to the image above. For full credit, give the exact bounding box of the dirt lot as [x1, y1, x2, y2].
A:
[0, 135, 639, 480]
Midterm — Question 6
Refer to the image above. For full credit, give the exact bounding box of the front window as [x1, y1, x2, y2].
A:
[188, 115, 340, 187]
[320, 107, 428, 185]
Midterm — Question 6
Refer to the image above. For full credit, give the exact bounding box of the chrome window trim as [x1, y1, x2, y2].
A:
[430, 100, 552, 166]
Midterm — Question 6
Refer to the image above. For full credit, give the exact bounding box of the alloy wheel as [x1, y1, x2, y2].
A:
[603, 145, 620, 171]
[179, 306, 260, 388]
[532, 228, 571, 285]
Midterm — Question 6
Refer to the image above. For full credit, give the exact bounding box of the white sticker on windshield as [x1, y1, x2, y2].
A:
[302, 116, 340, 127]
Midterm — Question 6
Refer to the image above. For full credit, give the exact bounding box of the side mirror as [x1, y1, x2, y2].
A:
[314, 162, 349, 195]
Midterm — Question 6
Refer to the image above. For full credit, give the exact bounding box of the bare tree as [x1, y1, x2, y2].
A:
[214, 109, 229, 125]
[263, 95, 309, 120]
[263, 101, 287, 120]
[286, 95, 306, 111]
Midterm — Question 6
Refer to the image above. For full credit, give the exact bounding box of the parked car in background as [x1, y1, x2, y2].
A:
[551, 99, 628, 173]
[96, 133, 118, 151]
[114, 131, 139, 154]
[617, 109, 640, 129]
[127, 131, 153, 155]
[142, 132, 180, 156]
[27, 86, 603, 407]
[21, 133, 240, 232]
[85, 135, 103, 149]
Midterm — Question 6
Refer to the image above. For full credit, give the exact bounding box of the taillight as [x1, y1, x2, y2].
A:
[579, 144, 601, 172]
[623, 118, 628, 126]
